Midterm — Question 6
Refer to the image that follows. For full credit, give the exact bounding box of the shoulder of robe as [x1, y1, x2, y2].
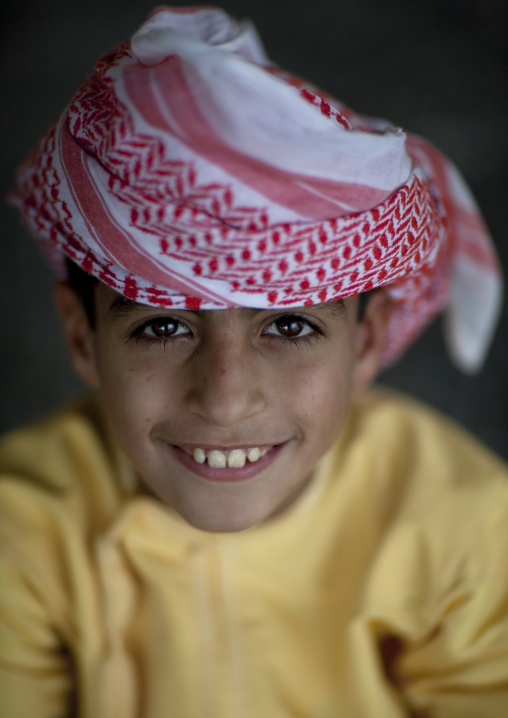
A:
[0, 395, 135, 552]
[349, 387, 508, 498]
[351, 388, 508, 624]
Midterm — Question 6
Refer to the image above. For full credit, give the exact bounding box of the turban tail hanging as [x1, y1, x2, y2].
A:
[9, 6, 502, 371]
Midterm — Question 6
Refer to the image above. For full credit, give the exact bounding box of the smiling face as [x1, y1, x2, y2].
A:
[55, 281, 392, 532]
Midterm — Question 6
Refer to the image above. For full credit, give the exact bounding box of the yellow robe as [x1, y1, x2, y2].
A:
[2, 390, 508, 717]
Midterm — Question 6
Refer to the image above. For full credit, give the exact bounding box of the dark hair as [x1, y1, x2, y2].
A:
[357, 291, 372, 321]
[65, 257, 372, 326]
[66, 258, 98, 328]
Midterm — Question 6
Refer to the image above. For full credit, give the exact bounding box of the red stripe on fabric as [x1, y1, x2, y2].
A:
[60, 121, 227, 302]
[158, 58, 391, 212]
[123, 59, 390, 220]
[406, 135, 499, 271]
[446, 205, 498, 268]
[59, 122, 117, 266]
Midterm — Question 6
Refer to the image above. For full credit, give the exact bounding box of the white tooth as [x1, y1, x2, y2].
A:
[228, 449, 246, 468]
[208, 450, 227, 468]
[193, 448, 206, 464]
[247, 447, 261, 463]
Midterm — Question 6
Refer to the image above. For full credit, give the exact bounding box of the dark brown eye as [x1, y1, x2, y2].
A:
[137, 318, 190, 340]
[275, 318, 306, 337]
[150, 320, 179, 337]
[264, 315, 315, 340]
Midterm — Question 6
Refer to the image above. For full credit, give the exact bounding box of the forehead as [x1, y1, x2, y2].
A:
[97, 284, 350, 322]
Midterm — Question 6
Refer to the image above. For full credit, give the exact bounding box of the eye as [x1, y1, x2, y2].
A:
[131, 317, 191, 343]
[145, 319, 188, 338]
[263, 314, 318, 341]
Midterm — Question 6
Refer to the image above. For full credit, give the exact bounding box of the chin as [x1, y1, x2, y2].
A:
[178, 505, 265, 533]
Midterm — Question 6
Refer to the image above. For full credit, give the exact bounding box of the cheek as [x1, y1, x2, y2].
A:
[308, 368, 352, 426]
[286, 347, 356, 441]
[95, 348, 173, 446]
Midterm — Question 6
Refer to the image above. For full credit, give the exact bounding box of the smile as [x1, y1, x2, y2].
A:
[169, 443, 285, 482]
[186, 446, 270, 468]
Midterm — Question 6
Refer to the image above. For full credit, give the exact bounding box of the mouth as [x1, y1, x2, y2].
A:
[168, 443, 285, 482]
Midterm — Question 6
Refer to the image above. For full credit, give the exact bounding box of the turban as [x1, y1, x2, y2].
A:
[9, 6, 502, 371]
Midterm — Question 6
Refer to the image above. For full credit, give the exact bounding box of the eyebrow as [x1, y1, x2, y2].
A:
[108, 295, 155, 319]
[108, 295, 346, 319]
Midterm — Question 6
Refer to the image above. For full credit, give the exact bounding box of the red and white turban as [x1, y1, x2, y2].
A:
[9, 6, 502, 371]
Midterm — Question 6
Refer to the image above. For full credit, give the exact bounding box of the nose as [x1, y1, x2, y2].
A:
[185, 331, 266, 428]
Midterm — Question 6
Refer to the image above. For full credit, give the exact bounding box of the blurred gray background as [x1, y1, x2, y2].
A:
[1, 0, 507, 457]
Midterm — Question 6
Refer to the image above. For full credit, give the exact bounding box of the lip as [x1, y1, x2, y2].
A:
[168, 442, 286, 482]
[177, 443, 273, 454]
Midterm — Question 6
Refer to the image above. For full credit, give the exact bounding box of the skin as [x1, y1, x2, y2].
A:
[54, 282, 393, 532]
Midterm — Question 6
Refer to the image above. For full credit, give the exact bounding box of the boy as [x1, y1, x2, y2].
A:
[2, 5, 508, 717]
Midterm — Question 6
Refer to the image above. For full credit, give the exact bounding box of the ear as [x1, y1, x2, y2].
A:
[53, 281, 100, 388]
[351, 290, 394, 391]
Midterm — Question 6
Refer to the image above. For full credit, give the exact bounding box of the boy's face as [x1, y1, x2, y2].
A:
[57, 282, 390, 532]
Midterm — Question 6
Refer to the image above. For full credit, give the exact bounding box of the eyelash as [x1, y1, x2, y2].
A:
[129, 318, 191, 347]
[129, 314, 323, 348]
[262, 315, 322, 347]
